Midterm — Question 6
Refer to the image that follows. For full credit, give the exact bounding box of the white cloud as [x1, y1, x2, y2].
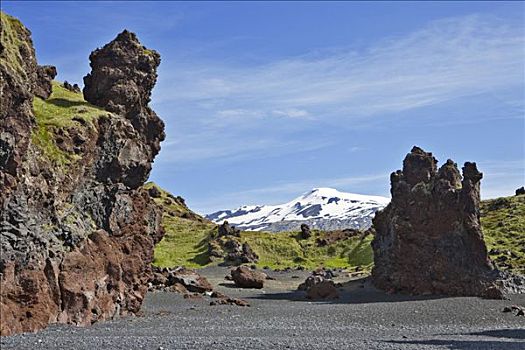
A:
[151, 14, 523, 165]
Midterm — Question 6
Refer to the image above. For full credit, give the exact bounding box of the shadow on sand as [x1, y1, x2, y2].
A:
[382, 329, 525, 350]
[247, 277, 448, 304]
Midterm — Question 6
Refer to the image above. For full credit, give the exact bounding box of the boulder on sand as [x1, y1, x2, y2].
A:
[306, 280, 339, 300]
[149, 266, 212, 294]
[231, 266, 266, 289]
[298, 268, 340, 300]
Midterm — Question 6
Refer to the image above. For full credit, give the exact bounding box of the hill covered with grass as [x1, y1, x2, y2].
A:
[481, 194, 525, 274]
[151, 182, 524, 273]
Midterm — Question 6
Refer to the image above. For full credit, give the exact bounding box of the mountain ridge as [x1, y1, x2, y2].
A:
[206, 187, 390, 232]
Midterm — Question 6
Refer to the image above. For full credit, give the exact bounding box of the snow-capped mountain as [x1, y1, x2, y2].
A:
[206, 188, 390, 232]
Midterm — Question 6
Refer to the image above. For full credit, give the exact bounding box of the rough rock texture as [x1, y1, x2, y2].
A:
[315, 228, 362, 247]
[208, 236, 259, 266]
[306, 280, 340, 300]
[372, 146, 525, 298]
[0, 14, 165, 336]
[297, 268, 340, 300]
[62, 81, 81, 93]
[83, 29, 165, 186]
[217, 221, 241, 237]
[148, 266, 213, 294]
[230, 266, 265, 289]
[34, 65, 57, 99]
[0, 13, 37, 200]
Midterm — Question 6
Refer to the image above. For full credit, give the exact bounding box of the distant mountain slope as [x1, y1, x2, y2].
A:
[206, 188, 390, 231]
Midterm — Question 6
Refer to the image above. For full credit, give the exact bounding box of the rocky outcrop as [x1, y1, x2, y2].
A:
[0, 13, 165, 336]
[218, 221, 241, 237]
[230, 266, 266, 289]
[62, 81, 81, 93]
[83, 29, 165, 185]
[298, 268, 339, 300]
[516, 187, 525, 196]
[300, 223, 311, 239]
[208, 236, 259, 266]
[34, 65, 57, 99]
[372, 146, 525, 298]
[0, 13, 37, 200]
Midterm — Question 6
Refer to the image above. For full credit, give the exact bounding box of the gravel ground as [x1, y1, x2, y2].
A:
[2, 266, 524, 350]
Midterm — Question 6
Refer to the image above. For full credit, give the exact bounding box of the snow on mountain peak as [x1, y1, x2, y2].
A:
[206, 188, 390, 232]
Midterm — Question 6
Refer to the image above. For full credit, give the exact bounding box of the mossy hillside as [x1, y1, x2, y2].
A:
[153, 219, 374, 270]
[31, 81, 109, 165]
[481, 194, 525, 274]
[150, 181, 374, 270]
[0, 11, 33, 79]
[144, 182, 203, 219]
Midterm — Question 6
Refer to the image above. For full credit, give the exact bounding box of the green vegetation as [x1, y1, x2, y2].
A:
[31, 81, 108, 165]
[0, 11, 33, 78]
[150, 183, 373, 270]
[152, 181, 524, 273]
[481, 194, 525, 274]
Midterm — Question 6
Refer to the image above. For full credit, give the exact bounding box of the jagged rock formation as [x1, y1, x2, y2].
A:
[0, 13, 165, 336]
[217, 221, 241, 237]
[516, 187, 525, 196]
[34, 65, 57, 99]
[372, 146, 525, 298]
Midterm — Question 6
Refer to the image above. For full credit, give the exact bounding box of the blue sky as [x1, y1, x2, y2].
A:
[4, 1, 524, 213]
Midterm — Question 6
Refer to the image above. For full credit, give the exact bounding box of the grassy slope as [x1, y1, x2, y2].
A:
[481, 194, 525, 274]
[32, 81, 109, 165]
[150, 183, 374, 270]
[0, 11, 33, 79]
[153, 184, 525, 273]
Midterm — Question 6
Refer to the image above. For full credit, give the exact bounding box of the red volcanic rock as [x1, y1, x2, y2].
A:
[372, 146, 525, 298]
[231, 266, 266, 289]
[306, 280, 339, 300]
[0, 15, 165, 336]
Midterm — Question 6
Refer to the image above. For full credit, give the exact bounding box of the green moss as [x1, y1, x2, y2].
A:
[0, 11, 33, 78]
[143, 48, 155, 57]
[481, 194, 525, 274]
[30, 125, 73, 166]
[33, 81, 107, 128]
[153, 216, 216, 268]
[31, 81, 108, 165]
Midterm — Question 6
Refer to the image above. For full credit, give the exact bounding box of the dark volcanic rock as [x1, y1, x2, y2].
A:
[218, 221, 241, 237]
[208, 236, 259, 266]
[83, 29, 165, 171]
[34, 65, 57, 99]
[0, 15, 165, 336]
[149, 266, 212, 294]
[0, 13, 38, 200]
[372, 146, 525, 298]
[516, 187, 525, 196]
[298, 268, 339, 300]
[300, 223, 312, 239]
[62, 80, 81, 93]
